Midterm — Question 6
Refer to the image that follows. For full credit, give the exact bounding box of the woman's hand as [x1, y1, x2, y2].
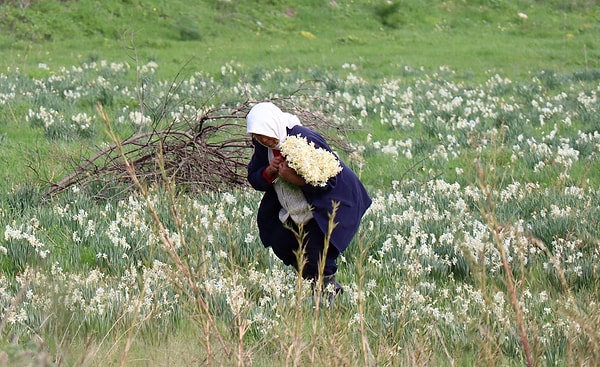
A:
[278, 160, 306, 186]
[266, 156, 284, 179]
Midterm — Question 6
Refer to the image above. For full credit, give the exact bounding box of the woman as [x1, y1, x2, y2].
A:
[246, 102, 372, 294]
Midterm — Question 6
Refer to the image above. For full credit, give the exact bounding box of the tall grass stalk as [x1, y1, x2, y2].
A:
[96, 102, 232, 364]
[310, 202, 339, 364]
[91, 310, 131, 366]
[354, 229, 375, 366]
[288, 224, 308, 367]
[232, 272, 250, 367]
[476, 161, 534, 367]
[118, 287, 152, 367]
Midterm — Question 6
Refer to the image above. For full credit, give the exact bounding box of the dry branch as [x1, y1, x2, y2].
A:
[45, 100, 348, 199]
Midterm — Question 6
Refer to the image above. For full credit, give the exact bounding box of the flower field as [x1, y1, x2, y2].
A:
[1, 60, 599, 366]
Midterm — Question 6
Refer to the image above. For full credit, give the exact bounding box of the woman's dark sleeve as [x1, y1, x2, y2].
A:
[247, 140, 274, 192]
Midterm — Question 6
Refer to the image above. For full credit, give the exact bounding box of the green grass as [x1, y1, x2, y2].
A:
[0, 0, 598, 80]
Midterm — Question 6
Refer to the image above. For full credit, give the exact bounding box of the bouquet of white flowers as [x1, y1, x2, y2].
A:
[279, 134, 343, 187]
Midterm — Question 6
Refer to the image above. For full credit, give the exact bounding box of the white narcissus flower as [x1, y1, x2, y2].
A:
[279, 135, 343, 187]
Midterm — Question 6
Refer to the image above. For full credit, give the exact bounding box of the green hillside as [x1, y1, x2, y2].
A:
[1, 0, 598, 79]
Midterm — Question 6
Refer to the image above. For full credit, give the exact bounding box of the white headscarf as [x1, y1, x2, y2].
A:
[247, 103, 312, 224]
[246, 102, 302, 146]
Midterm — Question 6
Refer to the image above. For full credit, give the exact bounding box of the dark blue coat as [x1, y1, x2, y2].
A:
[247, 125, 372, 253]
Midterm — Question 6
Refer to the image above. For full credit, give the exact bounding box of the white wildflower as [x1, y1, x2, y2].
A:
[279, 134, 343, 187]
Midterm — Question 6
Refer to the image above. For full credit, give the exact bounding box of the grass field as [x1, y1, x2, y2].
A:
[1, 1, 599, 366]
[1, 0, 599, 79]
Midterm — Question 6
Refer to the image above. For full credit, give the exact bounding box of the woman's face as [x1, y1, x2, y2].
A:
[252, 134, 279, 149]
